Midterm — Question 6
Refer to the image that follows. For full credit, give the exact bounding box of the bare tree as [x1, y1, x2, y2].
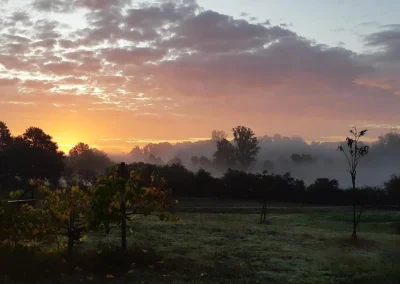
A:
[338, 126, 369, 240]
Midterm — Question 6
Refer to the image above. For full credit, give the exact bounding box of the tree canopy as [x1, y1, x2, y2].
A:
[65, 142, 113, 184]
[232, 126, 260, 170]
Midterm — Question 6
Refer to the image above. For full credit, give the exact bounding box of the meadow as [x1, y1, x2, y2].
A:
[3, 204, 399, 283]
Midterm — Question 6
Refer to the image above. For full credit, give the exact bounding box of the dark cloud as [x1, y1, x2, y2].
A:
[31, 38, 58, 48]
[260, 20, 271, 25]
[76, 0, 130, 10]
[77, 57, 102, 72]
[4, 34, 31, 43]
[32, 0, 75, 13]
[5, 43, 30, 54]
[34, 19, 61, 39]
[147, 38, 372, 99]
[161, 10, 294, 53]
[32, 0, 129, 13]
[10, 11, 30, 24]
[102, 48, 166, 65]
[365, 28, 400, 61]
[58, 39, 79, 49]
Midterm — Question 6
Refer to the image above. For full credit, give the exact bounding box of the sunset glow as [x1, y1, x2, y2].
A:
[1, 0, 399, 153]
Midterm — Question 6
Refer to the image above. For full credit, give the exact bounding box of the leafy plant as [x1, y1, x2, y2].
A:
[37, 183, 92, 268]
[92, 163, 178, 251]
[0, 197, 48, 249]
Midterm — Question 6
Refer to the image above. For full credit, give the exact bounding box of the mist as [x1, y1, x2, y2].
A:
[107, 131, 400, 188]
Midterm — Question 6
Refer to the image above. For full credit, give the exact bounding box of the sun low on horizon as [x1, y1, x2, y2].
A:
[1, 0, 399, 154]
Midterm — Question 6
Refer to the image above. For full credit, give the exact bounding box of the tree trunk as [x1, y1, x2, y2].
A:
[352, 203, 357, 240]
[260, 198, 267, 222]
[67, 233, 74, 271]
[67, 209, 75, 271]
[121, 201, 127, 251]
[351, 176, 357, 240]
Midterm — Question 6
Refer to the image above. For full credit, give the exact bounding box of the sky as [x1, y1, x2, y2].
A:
[0, 0, 399, 153]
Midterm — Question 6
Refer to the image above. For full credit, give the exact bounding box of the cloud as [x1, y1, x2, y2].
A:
[32, 0, 75, 13]
[161, 10, 294, 53]
[41, 61, 79, 75]
[10, 11, 30, 24]
[5, 43, 30, 54]
[23, 80, 55, 90]
[0, 77, 20, 86]
[76, 0, 130, 10]
[102, 47, 166, 65]
[380, 24, 400, 30]
[364, 28, 400, 61]
[1, 0, 400, 145]
[31, 38, 58, 48]
[0, 54, 32, 70]
[356, 21, 380, 28]
[32, 0, 130, 12]
[34, 19, 62, 39]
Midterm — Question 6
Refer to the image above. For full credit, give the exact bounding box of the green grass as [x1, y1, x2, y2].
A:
[2, 211, 400, 283]
[86, 211, 400, 283]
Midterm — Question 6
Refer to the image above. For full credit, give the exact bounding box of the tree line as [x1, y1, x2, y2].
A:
[0, 122, 113, 194]
[1, 121, 399, 208]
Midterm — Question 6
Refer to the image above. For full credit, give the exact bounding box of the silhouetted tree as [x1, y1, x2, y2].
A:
[9, 127, 64, 186]
[143, 142, 173, 159]
[0, 121, 12, 150]
[338, 126, 369, 240]
[212, 130, 227, 141]
[191, 156, 199, 170]
[199, 156, 213, 171]
[307, 178, 340, 204]
[214, 138, 236, 170]
[232, 126, 260, 170]
[130, 146, 143, 162]
[0, 122, 14, 192]
[168, 157, 183, 166]
[369, 132, 400, 166]
[384, 175, 400, 206]
[194, 169, 218, 197]
[145, 154, 164, 165]
[65, 142, 113, 184]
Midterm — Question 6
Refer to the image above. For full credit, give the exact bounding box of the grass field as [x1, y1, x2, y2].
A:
[2, 209, 400, 283]
[86, 210, 399, 283]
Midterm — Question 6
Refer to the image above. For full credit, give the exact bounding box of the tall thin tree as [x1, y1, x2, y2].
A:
[338, 126, 369, 240]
